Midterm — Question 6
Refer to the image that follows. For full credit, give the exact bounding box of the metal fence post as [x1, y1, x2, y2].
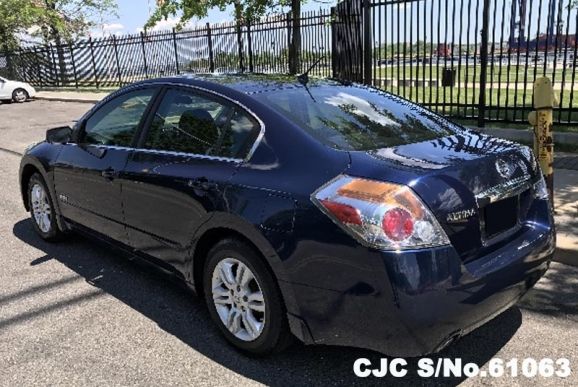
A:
[3, 50, 15, 79]
[112, 35, 122, 86]
[33, 47, 43, 88]
[287, 11, 292, 66]
[247, 22, 254, 73]
[478, 0, 491, 128]
[362, 0, 372, 85]
[88, 37, 99, 88]
[49, 44, 58, 87]
[140, 31, 149, 78]
[331, 7, 337, 79]
[236, 21, 245, 72]
[19, 48, 27, 83]
[172, 28, 180, 74]
[69, 43, 79, 89]
[206, 23, 215, 73]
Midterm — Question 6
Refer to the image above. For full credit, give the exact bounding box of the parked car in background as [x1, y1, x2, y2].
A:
[19, 74, 554, 357]
[0, 76, 36, 103]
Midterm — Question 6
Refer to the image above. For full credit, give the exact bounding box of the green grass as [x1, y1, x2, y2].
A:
[379, 85, 578, 132]
[375, 65, 574, 85]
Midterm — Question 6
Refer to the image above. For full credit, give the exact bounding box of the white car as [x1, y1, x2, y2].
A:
[0, 76, 36, 103]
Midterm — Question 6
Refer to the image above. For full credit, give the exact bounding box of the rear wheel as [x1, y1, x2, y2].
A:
[203, 238, 293, 355]
[12, 88, 29, 103]
[28, 173, 64, 241]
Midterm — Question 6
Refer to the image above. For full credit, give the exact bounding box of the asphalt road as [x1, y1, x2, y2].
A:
[0, 100, 577, 386]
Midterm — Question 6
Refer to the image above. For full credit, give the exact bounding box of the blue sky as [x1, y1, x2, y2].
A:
[92, 0, 575, 45]
[94, 1, 337, 37]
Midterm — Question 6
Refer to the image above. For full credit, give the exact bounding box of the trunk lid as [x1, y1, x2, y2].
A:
[346, 131, 539, 260]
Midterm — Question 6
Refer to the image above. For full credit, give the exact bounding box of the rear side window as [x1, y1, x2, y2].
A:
[143, 88, 260, 159]
[83, 88, 155, 147]
[252, 84, 454, 151]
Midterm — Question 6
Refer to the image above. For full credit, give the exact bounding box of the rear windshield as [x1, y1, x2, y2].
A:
[253, 84, 455, 151]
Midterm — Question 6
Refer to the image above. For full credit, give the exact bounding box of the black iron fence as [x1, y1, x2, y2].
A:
[364, 0, 578, 126]
[0, 10, 333, 89]
[2, 1, 578, 127]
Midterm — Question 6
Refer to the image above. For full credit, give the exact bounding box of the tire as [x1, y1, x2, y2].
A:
[203, 238, 293, 355]
[28, 173, 64, 241]
[12, 88, 29, 103]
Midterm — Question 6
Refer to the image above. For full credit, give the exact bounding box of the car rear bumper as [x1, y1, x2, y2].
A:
[288, 217, 555, 356]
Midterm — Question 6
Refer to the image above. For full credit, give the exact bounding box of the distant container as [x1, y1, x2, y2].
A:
[442, 67, 456, 87]
[437, 43, 453, 58]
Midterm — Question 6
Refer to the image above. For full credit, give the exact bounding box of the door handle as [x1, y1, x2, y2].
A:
[101, 168, 117, 181]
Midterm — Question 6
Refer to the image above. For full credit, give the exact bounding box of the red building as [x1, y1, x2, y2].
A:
[437, 43, 453, 58]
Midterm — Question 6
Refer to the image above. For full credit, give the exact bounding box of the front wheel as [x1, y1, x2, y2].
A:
[203, 238, 293, 355]
[28, 173, 64, 241]
[12, 88, 29, 103]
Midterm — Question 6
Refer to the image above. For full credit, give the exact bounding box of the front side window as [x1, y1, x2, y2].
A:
[83, 88, 156, 147]
[144, 88, 260, 159]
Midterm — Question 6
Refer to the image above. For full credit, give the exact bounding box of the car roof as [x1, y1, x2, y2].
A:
[138, 73, 346, 95]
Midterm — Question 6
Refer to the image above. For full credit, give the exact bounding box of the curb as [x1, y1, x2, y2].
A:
[35, 96, 101, 104]
[475, 127, 578, 145]
[554, 248, 578, 267]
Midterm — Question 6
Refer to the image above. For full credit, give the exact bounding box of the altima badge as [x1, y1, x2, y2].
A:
[447, 208, 476, 223]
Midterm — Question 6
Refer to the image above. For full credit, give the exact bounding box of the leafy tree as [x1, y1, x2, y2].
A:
[0, 0, 45, 52]
[146, 0, 307, 74]
[38, 0, 118, 84]
[36, 0, 118, 43]
[0, 0, 117, 82]
[0, 0, 117, 50]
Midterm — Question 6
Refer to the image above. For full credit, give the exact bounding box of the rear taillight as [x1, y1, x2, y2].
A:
[533, 173, 549, 200]
[312, 175, 450, 250]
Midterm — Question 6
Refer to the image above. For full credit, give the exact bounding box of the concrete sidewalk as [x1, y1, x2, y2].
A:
[36, 90, 108, 103]
[554, 169, 578, 266]
[476, 126, 578, 146]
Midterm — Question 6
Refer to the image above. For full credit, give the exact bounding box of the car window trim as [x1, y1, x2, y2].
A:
[67, 143, 243, 163]
[133, 86, 168, 148]
[134, 81, 265, 163]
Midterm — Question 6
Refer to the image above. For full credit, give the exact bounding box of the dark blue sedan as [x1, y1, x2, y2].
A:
[19, 74, 555, 356]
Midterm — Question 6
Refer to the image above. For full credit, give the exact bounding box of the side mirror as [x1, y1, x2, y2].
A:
[46, 126, 73, 144]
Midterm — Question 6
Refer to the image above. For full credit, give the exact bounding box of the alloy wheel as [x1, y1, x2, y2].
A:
[31, 183, 52, 233]
[211, 258, 266, 341]
[14, 90, 27, 103]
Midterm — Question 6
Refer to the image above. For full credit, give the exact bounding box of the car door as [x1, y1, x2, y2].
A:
[53, 87, 159, 243]
[120, 87, 262, 272]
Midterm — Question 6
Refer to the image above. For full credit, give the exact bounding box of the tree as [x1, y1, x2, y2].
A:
[288, 0, 301, 74]
[36, 1, 117, 41]
[0, 0, 44, 52]
[0, 0, 117, 50]
[146, 0, 306, 74]
[37, 0, 118, 84]
[0, 0, 117, 83]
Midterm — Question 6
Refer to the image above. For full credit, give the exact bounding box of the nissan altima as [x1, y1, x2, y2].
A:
[19, 74, 555, 356]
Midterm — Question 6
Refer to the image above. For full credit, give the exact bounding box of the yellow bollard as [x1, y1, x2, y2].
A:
[528, 77, 558, 204]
